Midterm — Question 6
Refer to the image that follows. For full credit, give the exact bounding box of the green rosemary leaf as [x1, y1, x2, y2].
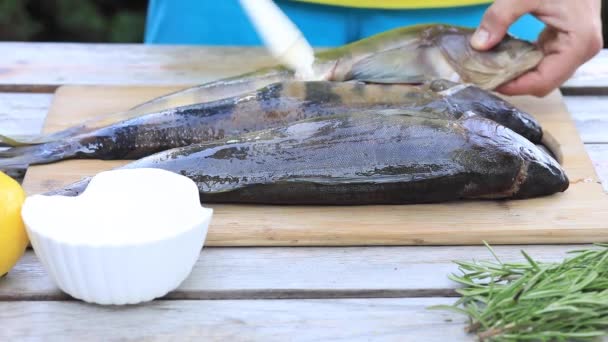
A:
[483, 240, 503, 265]
[434, 244, 608, 341]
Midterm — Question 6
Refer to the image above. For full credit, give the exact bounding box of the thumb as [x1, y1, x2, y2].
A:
[471, 0, 540, 50]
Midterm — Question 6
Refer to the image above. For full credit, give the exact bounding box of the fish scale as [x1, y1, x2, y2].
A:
[47, 113, 568, 205]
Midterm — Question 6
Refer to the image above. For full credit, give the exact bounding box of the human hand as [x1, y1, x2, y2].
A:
[471, 0, 603, 96]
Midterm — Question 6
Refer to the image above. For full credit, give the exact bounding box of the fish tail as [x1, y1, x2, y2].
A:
[0, 140, 76, 169]
[0, 67, 292, 149]
[44, 177, 92, 197]
[0, 133, 38, 147]
[0, 125, 90, 148]
[0, 134, 18, 147]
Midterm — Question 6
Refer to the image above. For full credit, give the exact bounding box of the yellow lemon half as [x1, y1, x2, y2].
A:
[0, 171, 28, 276]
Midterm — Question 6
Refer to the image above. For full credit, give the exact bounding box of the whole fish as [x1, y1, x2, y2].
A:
[47, 112, 568, 204]
[0, 24, 542, 147]
[0, 80, 544, 168]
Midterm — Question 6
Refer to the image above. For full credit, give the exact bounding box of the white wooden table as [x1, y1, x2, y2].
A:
[0, 43, 607, 341]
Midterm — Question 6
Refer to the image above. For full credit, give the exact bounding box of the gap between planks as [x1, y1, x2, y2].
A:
[1, 245, 594, 301]
[0, 298, 470, 342]
[0, 289, 457, 302]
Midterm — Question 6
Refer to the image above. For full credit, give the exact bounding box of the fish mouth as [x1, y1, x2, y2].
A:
[457, 46, 543, 90]
[496, 48, 544, 88]
[516, 48, 544, 74]
[517, 117, 569, 198]
[514, 158, 569, 199]
[513, 139, 569, 199]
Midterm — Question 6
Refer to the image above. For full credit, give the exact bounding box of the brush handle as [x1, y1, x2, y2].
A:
[239, 0, 315, 79]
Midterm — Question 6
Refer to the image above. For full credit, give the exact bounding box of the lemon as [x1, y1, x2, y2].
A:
[0, 171, 28, 277]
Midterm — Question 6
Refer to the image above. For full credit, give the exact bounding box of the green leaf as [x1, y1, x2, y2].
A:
[431, 243, 608, 341]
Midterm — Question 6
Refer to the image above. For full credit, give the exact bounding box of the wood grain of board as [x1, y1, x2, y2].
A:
[0, 298, 469, 342]
[21, 86, 608, 246]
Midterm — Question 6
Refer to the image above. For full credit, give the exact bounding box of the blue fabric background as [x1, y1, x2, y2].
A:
[144, 0, 544, 46]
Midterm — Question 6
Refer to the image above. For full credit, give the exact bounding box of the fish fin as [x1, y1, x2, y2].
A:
[0, 110, 155, 149]
[0, 148, 16, 158]
[1, 168, 26, 180]
[0, 155, 33, 170]
[0, 125, 87, 147]
[345, 48, 434, 84]
[116, 66, 292, 123]
[0, 135, 19, 147]
[0, 133, 46, 147]
[44, 176, 93, 197]
[0, 141, 74, 169]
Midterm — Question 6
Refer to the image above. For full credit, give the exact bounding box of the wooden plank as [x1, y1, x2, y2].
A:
[0, 42, 605, 91]
[0, 298, 470, 341]
[19, 86, 608, 246]
[564, 96, 608, 143]
[0, 93, 51, 138]
[0, 43, 274, 90]
[0, 93, 52, 180]
[563, 50, 608, 91]
[0, 245, 591, 300]
[586, 144, 608, 192]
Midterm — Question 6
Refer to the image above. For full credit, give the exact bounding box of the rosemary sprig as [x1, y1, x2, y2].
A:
[432, 242, 608, 341]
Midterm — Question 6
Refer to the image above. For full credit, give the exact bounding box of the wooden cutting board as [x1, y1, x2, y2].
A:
[21, 85, 608, 246]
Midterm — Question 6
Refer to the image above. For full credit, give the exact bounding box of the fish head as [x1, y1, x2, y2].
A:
[435, 28, 543, 89]
[429, 80, 543, 143]
[515, 147, 570, 199]
[500, 124, 569, 199]
[460, 113, 568, 199]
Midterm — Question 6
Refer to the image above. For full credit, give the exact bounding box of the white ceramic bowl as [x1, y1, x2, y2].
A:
[21, 168, 213, 305]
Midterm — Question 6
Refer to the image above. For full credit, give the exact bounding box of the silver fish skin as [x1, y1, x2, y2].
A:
[46, 112, 568, 205]
[0, 80, 544, 168]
